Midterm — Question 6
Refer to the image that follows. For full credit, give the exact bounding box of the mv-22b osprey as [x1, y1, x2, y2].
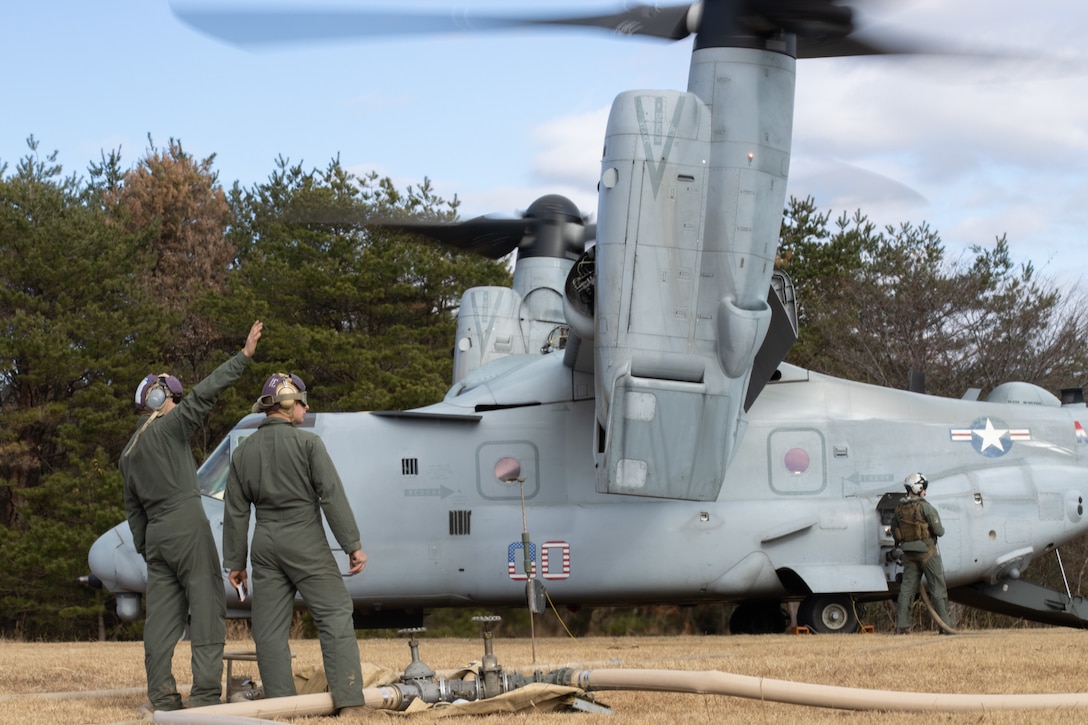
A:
[88, 1, 1088, 634]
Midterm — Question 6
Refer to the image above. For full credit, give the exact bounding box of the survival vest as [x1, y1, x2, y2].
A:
[893, 499, 932, 544]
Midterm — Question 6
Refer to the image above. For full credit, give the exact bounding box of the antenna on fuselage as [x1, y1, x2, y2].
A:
[497, 457, 545, 665]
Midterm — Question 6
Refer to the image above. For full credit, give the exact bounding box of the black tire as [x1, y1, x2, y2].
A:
[798, 594, 859, 634]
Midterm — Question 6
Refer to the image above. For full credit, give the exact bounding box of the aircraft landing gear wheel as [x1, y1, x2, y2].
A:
[729, 600, 788, 634]
[798, 594, 859, 633]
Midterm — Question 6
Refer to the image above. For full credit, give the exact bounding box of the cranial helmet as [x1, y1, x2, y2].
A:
[252, 372, 308, 414]
[134, 373, 184, 412]
[904, 472, 928, 495]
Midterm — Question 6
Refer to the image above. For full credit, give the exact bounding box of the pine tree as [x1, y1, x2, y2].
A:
[0, 138, 158, 638]
[218, 157, 512, 413]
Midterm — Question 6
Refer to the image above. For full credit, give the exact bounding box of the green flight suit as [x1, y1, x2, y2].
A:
[120, 351, 252, 710]
[893, 494, 951, 630]
[222, 417, 364, 708]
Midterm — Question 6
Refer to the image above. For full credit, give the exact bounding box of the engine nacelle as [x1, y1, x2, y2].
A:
[453, 257, 574, 384]
[591, 47, 794, 501]
[453, 286, 527, 385]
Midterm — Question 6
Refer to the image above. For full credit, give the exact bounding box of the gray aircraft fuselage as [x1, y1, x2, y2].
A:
[89, 354, 1088, 629]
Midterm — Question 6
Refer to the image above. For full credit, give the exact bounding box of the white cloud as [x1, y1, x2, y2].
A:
[529, 107, 609, 189]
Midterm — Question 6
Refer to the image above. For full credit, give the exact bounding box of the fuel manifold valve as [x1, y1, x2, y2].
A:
[473, 615, 504, 699]
[397, 627, 436, 683]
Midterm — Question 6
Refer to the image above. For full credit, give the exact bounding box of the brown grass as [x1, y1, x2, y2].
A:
[1, 629, 1086, 724]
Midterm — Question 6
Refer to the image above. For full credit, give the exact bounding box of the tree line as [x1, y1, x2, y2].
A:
[2, 138, 1086, 640]
[778, 197, 1088, 398]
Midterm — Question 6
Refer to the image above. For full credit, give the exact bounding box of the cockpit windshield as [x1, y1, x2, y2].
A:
[198, 436, 231, 500]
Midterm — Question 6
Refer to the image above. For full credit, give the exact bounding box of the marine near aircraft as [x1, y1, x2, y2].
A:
[87, 1, 1088, 635]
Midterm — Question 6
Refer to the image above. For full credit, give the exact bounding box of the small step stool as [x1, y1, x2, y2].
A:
[223, 650, 259, 700]
[788, 625, 811, 634]
[223, 649, 295, 699]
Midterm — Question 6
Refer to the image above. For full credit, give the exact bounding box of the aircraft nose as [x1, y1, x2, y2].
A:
[87, 524, 147, 594]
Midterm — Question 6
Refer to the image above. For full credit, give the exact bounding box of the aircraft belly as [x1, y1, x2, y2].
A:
[350, 470, 900, 606]
[355, 500, 766, 607]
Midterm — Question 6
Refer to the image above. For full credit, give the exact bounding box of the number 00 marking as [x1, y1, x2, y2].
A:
[507, 540, 570, 581]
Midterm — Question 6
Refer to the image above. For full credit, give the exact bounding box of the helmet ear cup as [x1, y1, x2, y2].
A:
[253, 372, 308, 413]
[135, 373, 182, 411]
[277, 379, 302, 413]
[145, 386, 168, 411]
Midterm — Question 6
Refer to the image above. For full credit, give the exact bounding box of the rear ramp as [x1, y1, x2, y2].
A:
[952, 579, 1088, 629]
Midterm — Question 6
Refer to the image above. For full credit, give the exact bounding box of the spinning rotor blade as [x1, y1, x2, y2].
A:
[171, 3, 699, 47]
[380, 218, 529, 261]
[172, 1, 938, 58]
[379, 194, 592, 262]
[695, 1, 938, 58]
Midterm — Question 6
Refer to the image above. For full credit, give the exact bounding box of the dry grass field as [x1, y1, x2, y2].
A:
[2, 628, 1087, 724]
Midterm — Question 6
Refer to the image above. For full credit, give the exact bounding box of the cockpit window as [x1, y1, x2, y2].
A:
[198, 436, 231, 500]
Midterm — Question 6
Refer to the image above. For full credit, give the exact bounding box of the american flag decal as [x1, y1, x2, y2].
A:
[541, 541, 571, 580]
[1076, 421, 1088, 444]
[508, 541, 537, 580]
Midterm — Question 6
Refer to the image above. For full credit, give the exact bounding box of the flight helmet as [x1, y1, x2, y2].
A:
[904, 472, 928, 495]
[134, 373, 184, 412]
[252, 372, 308, 414]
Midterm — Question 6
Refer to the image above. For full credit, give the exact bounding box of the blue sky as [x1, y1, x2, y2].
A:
[5, 1, 1088, 288]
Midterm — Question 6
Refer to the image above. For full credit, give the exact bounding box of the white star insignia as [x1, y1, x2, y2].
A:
[975, 418, 1008, 452]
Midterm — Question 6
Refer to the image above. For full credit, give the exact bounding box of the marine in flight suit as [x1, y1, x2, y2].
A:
[223, 372, 368, 713]
[120, 320, 262, 710]
[893, 472, 951, 633]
